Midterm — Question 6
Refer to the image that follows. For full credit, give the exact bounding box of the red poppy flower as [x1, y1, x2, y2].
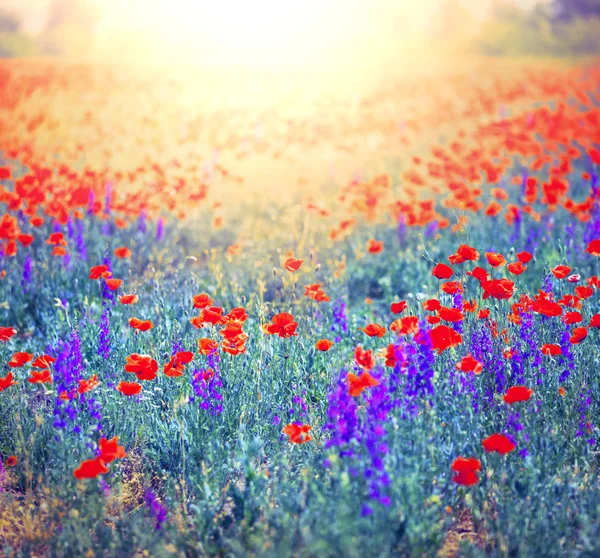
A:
[116, 381, 142, 396]
[533, 299, 562, 317]
[563, 311, 582, 325]
[430, 325, 462, 353]
[389, 316, 419, 335]
[284, 257, 303, 272]
[124, 354, 158, 381]
[28, 369, 52, 384]
[355, 346, 375, 370]
[201, 306, 227, 326]
[31, 354, 56, 368]
[46, 232, 67, 246]
[541, 343, 561, 356]
[264, 313, 298, 338]
[570, 327, 587, 344]
[197, 338, 218, 355]
[89, 265, 111, 280]
[73, 457, 108, 479]
[164, 356, 185, 378]
[441, 281, 463, 295]
[482, 433, 516, 454]
[78, 374, 100, 394]
[128, 317, 153, 331]
[283, 423, 312, 444]
[507, 261, 526, 275]
[478, 309, 490, 319]
[0, 372, 17, 392]
[575, 286, 593, 299]
[503, 386, 533, 404]
[384, 344, 403, 367]
[452, 471, 479, 486]
[432, 263, 453, 280]
[551, 265, 571, 279]
[456, 244, 480, 261]
[315, 339, 334, 351]
[390, 301, 407, 314]
[347, 370, 379, 397]
[304, 284, 321, 297]
[99, 437, 126, 463]
[451, 457, 481, 473]
[17, 234, 34, 247]
[468, 267, 489, 282]
[114, 246, 131, 258]
[481, 278, 515, 300]
[104, 278, 122, 291]
[485, 252, 506, 267]
[585, 239, 600, 256]
[8, 351, 33, 368]
[423, 299, 441, 312]
[361, 323, 386, 337]
[438, 307, 464, 323]
[590, 314, 600, 328]
[0, 327, 16, 342]
[448, 253, 466, 265]
[225, 307, 248, 322]
[119, 294, 139, 304]
[5, 456, 17, 467]
[367, 239, 384, 254]
[456, 354, 483, 374]
[517, 251, 533, 263]
[193, 293, 213, 309]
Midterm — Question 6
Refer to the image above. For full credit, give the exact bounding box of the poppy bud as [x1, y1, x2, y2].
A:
[241, 295, 246, 304]
[272, 267, 278, 277]
[315, 264, 321, 273]
[309, 251, 314, 261]
[508, 247, 515, 256]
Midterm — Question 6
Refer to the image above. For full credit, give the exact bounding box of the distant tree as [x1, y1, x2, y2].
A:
[0, 9, 39, 57]
[553, 0, 600, 21]
[0, 9, 20, 33]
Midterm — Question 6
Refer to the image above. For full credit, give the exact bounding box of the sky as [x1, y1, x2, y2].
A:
[1, 0, 546, 68]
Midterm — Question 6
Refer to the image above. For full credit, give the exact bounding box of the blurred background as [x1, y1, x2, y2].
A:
[0, 0, 598, 66]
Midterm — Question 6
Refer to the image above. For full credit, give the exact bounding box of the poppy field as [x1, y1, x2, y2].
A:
[1, 57, 600, 557]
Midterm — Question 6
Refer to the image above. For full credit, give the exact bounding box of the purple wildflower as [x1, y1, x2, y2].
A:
[144, 489, 168, 530]
[97, 307, 110, 359]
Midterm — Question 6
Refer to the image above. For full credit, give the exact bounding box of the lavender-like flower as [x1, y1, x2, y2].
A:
[559, 326, 575, 383]
[156, 218, 164, 242]
[21, 254, 32, 292]
[331, 298, 348, 342]
[100, 253, 114, 303]
[190, 349, 223, 415]
[144, 489, 168, 530]
[97, 307, 110, 359]
[323, 368, 392, 510]
[75, 218, 87, 261]
[137, 210, 148, 234]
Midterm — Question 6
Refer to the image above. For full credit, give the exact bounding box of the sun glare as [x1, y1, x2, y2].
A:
[95, 0, 344, 68]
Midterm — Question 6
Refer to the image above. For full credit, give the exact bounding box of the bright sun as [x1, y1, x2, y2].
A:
[95, 0, 346, 68]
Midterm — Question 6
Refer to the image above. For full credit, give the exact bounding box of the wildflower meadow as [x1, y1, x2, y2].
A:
[1, 8, 600, 557]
